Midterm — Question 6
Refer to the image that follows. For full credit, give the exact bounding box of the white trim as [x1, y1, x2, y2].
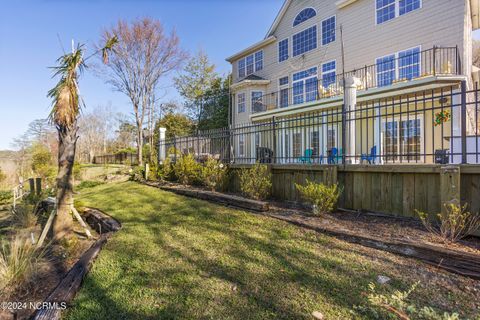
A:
[226, 36, 276, 62]
[292, 7, 317, 28]
[321, 15, 337, 47]
[266, 0, 292, 38]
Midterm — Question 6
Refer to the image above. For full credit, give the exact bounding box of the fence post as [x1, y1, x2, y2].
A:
[35, 178, 42, 195]
[272, 116, 277, 164]
[28, 178, 35, 194]
[461, 80, 467, 164]
[158, 127, 167, 164]
[440, 166, 461, 215]
[343, 76, 361, 164]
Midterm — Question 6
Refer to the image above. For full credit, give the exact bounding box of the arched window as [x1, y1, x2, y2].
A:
[293, 8, 316, 27]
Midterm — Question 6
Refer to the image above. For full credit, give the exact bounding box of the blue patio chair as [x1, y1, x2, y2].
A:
[327, 148, 338, 164]
[298, 149, 314, 163]
[361, 146, 377, 164]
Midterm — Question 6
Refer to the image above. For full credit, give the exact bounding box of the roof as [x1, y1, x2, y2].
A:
[243, 75, 267, 81]
[230, 75, 270, 90]
[226, 36, 277, 63]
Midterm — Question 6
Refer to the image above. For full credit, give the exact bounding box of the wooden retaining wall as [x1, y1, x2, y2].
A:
[229, 164, 480, 218]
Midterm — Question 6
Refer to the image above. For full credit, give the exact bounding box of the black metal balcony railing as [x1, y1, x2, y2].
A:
[252, 46, 460, 114]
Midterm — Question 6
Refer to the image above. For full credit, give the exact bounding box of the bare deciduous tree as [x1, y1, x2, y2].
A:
[99, 18, 187, 165]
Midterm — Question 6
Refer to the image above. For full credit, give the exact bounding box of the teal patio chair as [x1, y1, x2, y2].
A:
[298, 149, 314, 163]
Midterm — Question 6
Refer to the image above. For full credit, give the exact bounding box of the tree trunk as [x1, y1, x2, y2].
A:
[53, 124, 77, 240]
[137, 129, 143, 166]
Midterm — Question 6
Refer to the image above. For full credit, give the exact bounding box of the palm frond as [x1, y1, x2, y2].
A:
[47, 45, 85, 127]
[102, 35, 118, 64]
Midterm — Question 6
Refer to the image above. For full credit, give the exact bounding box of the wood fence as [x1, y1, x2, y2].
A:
[228, 164, 480, 218]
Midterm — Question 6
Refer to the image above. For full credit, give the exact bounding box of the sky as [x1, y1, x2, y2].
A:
[1, 0, 480, 150]
[0, 0, 283, 150]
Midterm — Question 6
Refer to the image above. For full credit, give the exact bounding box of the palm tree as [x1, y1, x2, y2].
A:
[48, 38, 116, 240]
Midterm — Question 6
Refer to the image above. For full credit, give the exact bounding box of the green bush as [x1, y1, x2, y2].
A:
[354, 282, 461, 320]
[295, 180, 341, 216]
[0, 190, 12, 205]
[159, 157, 175, 181]
[129, 166, 145, 181]
[77, 180, 105, 190]
[416, 201, 480, 243]
[201, 157, 228, 192]
[173, 154, 201, 185]
[239, 163, 272, 200]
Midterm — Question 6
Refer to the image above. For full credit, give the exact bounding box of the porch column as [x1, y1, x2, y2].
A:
[344, 76, 362, 164]
[158, 127, 167, 164]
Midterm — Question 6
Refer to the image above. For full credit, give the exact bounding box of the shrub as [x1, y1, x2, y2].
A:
[129, 166, 145, 181]
[0, 190, 12, 205]
[77, 180, 104, 190]
[12, 205, 37, 229]
[173, 154, 201, 185]
[295, 180, 341, 216]
[239, 163, 272, 200]
[416, 201, 480, 243]
[159, 157, 175, 181]
[201, 157, 228, 192]
[354, 282, 461, 320]
[0, 236, 48, 297]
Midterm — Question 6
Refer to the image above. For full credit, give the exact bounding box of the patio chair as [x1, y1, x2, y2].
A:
[361, 146, 377, 164]
[298, 149, 314, 164]
[327, 148, 338, 164]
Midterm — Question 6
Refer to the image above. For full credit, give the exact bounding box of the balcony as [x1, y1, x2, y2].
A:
[252, 47, 460, 114]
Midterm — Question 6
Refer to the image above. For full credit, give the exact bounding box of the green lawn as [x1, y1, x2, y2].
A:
[66, 182, 478, 320]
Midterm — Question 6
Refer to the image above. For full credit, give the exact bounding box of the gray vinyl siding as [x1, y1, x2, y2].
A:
[230, 0, 469, 124]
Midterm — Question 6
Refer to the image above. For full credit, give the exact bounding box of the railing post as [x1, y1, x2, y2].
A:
[272, 116, 277, 164]
[364, 65, 368, 90]
[461, 80, 467, 164]
[433, 46, 437, 76]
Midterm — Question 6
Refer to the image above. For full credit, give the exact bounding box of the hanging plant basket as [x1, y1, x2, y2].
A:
[434, 110, 451, 127]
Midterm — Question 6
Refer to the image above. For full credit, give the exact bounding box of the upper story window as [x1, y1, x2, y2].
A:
[278, 39, 289, 62]
[293, 67, 318, 104]
[321, 61, 336, 88]
[376, 0, 421, 24]
[237, 92, 246, 113]
[237, 50, 263, 79]
[321, 16, 336, 46]
[293, 8, 317, 27]
[251, 91, 264, 113]
[399, 0, 421, 15]
[279, 76, 289, 86]
[376, 54, 396, 86]
[279, 77, 289, 108]
[376, 46, 421, 87]
[293, 26, 317, 57]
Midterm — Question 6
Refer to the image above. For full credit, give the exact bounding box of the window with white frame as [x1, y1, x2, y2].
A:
[237, 92, 246, 113]
[310, 131, 320, 157]
[237, 50, 263, 78]
[376, 0, 421, 24]
[251, 91, 264, 113]
[398, 47, 420, 80]
[293, 26, 317, 57]
[293, 8, 317, 27]
[321, 61, 336, 89]
[239, 135, 245, 157]
[399, 0, 421, 15]
[279, 77, 289, 108]
[293, 67, 318, 105]
[327, 128, 336, 150]
[382, 117, 422, 162]
[238, 59, 246, 78]
[278, 39, 289, 62]
[321, 16, 336, 46]
[376, 54, 396, 87]
[376, 46, 421, 87]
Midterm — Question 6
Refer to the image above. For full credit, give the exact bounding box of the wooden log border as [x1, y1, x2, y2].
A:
[265, 212, 480, 280]
[33, 208, 121, 320]
[144, 181, 269, 212]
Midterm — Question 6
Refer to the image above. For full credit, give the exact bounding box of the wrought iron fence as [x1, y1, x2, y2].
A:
[253, 47, 460, 113]
[93, 152, 138, 165]
[159, 81, 480, 165]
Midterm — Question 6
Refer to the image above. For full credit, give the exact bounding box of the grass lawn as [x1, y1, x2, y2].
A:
[66, 181, 479, 320]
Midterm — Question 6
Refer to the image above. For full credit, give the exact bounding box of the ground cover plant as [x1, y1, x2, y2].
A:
[65, 181, 479, 320]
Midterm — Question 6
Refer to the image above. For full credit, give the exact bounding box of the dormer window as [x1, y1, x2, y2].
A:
[293, 8, 316, 27]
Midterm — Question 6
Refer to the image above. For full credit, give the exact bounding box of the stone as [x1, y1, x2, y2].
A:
[312, 311, 324, 319]
[377, 275, 391, 284]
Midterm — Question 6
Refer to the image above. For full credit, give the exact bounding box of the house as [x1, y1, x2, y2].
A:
[226, 0, 480, 164]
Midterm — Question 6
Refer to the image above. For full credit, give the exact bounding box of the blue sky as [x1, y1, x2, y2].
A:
[0, 0, 283, 150]
[1, 0, 480, 150]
